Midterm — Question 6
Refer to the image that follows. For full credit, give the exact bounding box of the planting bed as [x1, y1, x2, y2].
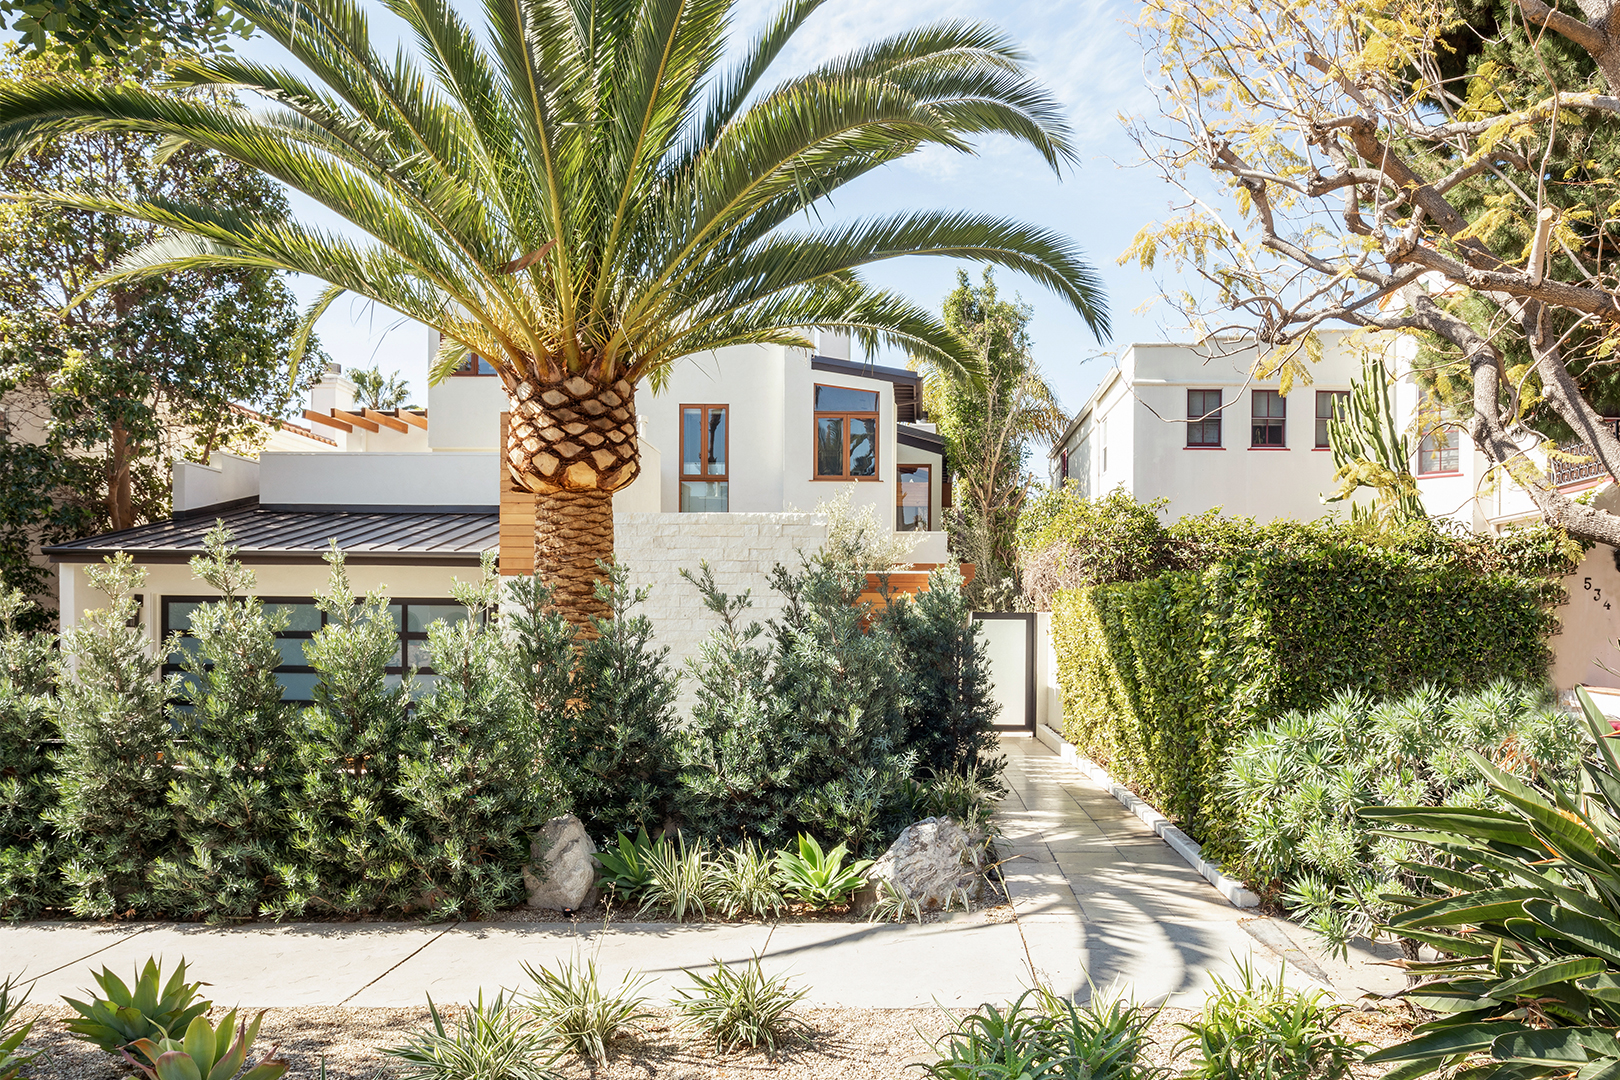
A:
[18, 1000, 1409, 1080]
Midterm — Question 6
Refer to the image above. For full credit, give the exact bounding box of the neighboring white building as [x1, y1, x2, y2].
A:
[47, 334, 950, 697]
[1048, 331, 1370, 522]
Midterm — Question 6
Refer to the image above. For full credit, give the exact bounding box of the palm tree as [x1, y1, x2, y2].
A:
[0, 0, 1109, 631]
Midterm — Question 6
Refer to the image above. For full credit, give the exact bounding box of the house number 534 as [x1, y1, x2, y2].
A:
[1586, 577, 1612, 610]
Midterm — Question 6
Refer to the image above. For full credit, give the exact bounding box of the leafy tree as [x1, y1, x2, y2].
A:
[768, 560, 916, 857]
[0, 0, 244, 71]
[0, 586, 59, 916]
[398, 557, 560, 918]
[674, 563, 798, 847]
[547, 562, 679, 840]
[918, 268, 1067, 610]
[272, 548, 417, 918]
[1125, 0, 1620, 550]
[350, 366, 412, 410]
[49, 554, 173, 917]
[150, 526, 297, 922]
[0, 0, 1109, 632]
[0, 49, 315, 600]
[880, 567, 1003, 783]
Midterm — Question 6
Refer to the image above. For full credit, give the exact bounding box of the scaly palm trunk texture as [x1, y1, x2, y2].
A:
[506, 374, 639, 632]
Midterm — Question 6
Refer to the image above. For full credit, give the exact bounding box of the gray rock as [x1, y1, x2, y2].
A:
[861, 816, 988, 911]
[523, 814, 597, 911]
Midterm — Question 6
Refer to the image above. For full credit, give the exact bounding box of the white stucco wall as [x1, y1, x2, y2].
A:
[427, 375, 507, 451]
[173, 452, 260, 512]
[259, 451, 500, 508]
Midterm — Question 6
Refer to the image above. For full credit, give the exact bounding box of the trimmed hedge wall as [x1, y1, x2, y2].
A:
[1051, 545, 1558, 859]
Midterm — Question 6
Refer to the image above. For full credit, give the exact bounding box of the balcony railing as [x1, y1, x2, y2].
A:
[1549, 419, 1620, 487]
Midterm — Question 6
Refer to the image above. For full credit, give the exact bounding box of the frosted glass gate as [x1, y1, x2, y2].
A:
[971, 612, 1035, 732]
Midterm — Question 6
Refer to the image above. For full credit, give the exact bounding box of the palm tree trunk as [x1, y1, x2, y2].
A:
[507, 374, 639, 634]
[533, 487, 614, 635]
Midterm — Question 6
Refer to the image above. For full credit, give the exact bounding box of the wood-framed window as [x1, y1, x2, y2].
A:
[451, 354, 497, 376]
[1315, 390, 1350, 448]
[1417, 427, 1461, 474]
[1251, 389, 1286, 447]
[897, 464, 930, 531]
[162, 596, 467, 704]
[1187, 389, 1223, 447]
[680, 404, 729, 511]
[813, 384, 879, 479]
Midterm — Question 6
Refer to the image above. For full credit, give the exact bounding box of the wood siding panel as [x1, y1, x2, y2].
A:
[499, 412, 535, 575]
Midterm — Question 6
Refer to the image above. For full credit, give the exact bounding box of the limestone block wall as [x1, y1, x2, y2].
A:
[613, 511, 827, 710]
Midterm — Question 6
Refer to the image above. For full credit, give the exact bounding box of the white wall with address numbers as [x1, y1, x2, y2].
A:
[1554, 540, 1620, 692]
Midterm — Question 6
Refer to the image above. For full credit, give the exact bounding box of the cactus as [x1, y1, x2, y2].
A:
[63, 958, 211, 1054]
[125, 1011, 287, 1080]
[1323, 352, 1425, 525]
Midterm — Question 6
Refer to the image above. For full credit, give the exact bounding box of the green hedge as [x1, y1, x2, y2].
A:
[1051, 544, 1558, 858]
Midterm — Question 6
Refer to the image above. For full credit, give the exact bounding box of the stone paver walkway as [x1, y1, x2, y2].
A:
[1, 736, 1313, 1010]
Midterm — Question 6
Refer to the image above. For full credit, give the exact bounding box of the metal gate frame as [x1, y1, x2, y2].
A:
[972, 611, 1036, 732]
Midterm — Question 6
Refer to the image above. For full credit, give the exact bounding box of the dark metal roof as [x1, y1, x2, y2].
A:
[811, 355, 927, 423]
[897, 423, 946, 456]
[44, 501, 497, 565]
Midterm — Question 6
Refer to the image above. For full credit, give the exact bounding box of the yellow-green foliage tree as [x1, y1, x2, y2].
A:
[1126, 0, 1620, 548]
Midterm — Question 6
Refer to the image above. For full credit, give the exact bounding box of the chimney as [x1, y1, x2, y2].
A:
[816, 330, 851, 361]
[310, 361, 358, 415]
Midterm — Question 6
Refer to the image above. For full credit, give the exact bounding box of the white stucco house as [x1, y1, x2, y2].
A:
[46, 331, 952, 698]
[1047, 330, 1371, 521]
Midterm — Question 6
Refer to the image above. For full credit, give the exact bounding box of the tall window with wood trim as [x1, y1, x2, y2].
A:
[1315, 390, 1349, 448]
[814, 385, 878, 479]
[1187, 389, 1223, 447]
[897, 464, 930, 531]
[1251, 389, 1286, 447]
[680, 404, 729, 511]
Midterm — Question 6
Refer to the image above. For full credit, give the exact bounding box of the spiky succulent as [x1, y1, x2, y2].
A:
[63, 958, 211, 1054]
[125, 1011, 287, 1080]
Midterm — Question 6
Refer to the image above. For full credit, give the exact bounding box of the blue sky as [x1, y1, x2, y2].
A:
[239, 0, 1188, 416]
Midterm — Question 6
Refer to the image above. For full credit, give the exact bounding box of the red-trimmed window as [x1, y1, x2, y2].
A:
[1187, 389, 1223, 447]
[1315, 390, 1349, 448]
[1251, 390, 1286, 447]
[1417, 427, 1460, 474]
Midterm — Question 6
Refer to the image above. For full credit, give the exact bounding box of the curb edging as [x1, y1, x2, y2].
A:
[1034, 723, 1260, 909]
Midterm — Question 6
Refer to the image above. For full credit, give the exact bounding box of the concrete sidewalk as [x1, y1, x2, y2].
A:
[0, 737, 1355, 1011]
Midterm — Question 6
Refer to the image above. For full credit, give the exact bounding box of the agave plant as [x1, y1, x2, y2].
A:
[124, 1011, 288, 1080]
[593, 829, 662, 902]
[0, 0, 1109, 632]
[0, 976, 43, 1080]
[1360, 687, 1620, 1079]
[774, 834, 871, 909]
[63, 958, 211, 1054]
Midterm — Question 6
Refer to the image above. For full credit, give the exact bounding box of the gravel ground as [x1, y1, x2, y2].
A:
[17, 999, 1411, 1080]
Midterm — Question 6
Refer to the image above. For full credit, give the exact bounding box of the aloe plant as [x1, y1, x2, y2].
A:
[125, 1011, 287, 1080]
[1361, 687, 1620, 1078]
[63, 958, 211, 1054]
[773, 835, 872, 910]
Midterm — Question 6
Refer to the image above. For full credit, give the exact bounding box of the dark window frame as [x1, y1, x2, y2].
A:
[1251, 389, 1287, 447]
[1187, 389, 1224, 447]
[1315, 390, 1350, 449]
[813, 383, 880, 480]
[161, 596, 465, 704]
[897, 463, 931, 531]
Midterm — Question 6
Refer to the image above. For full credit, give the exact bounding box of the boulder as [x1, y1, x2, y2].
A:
[861, 816, 988, 912]
[523, 814, 598, 911]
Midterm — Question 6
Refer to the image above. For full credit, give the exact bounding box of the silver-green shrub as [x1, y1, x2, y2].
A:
[1225, 679, 1588, 955]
